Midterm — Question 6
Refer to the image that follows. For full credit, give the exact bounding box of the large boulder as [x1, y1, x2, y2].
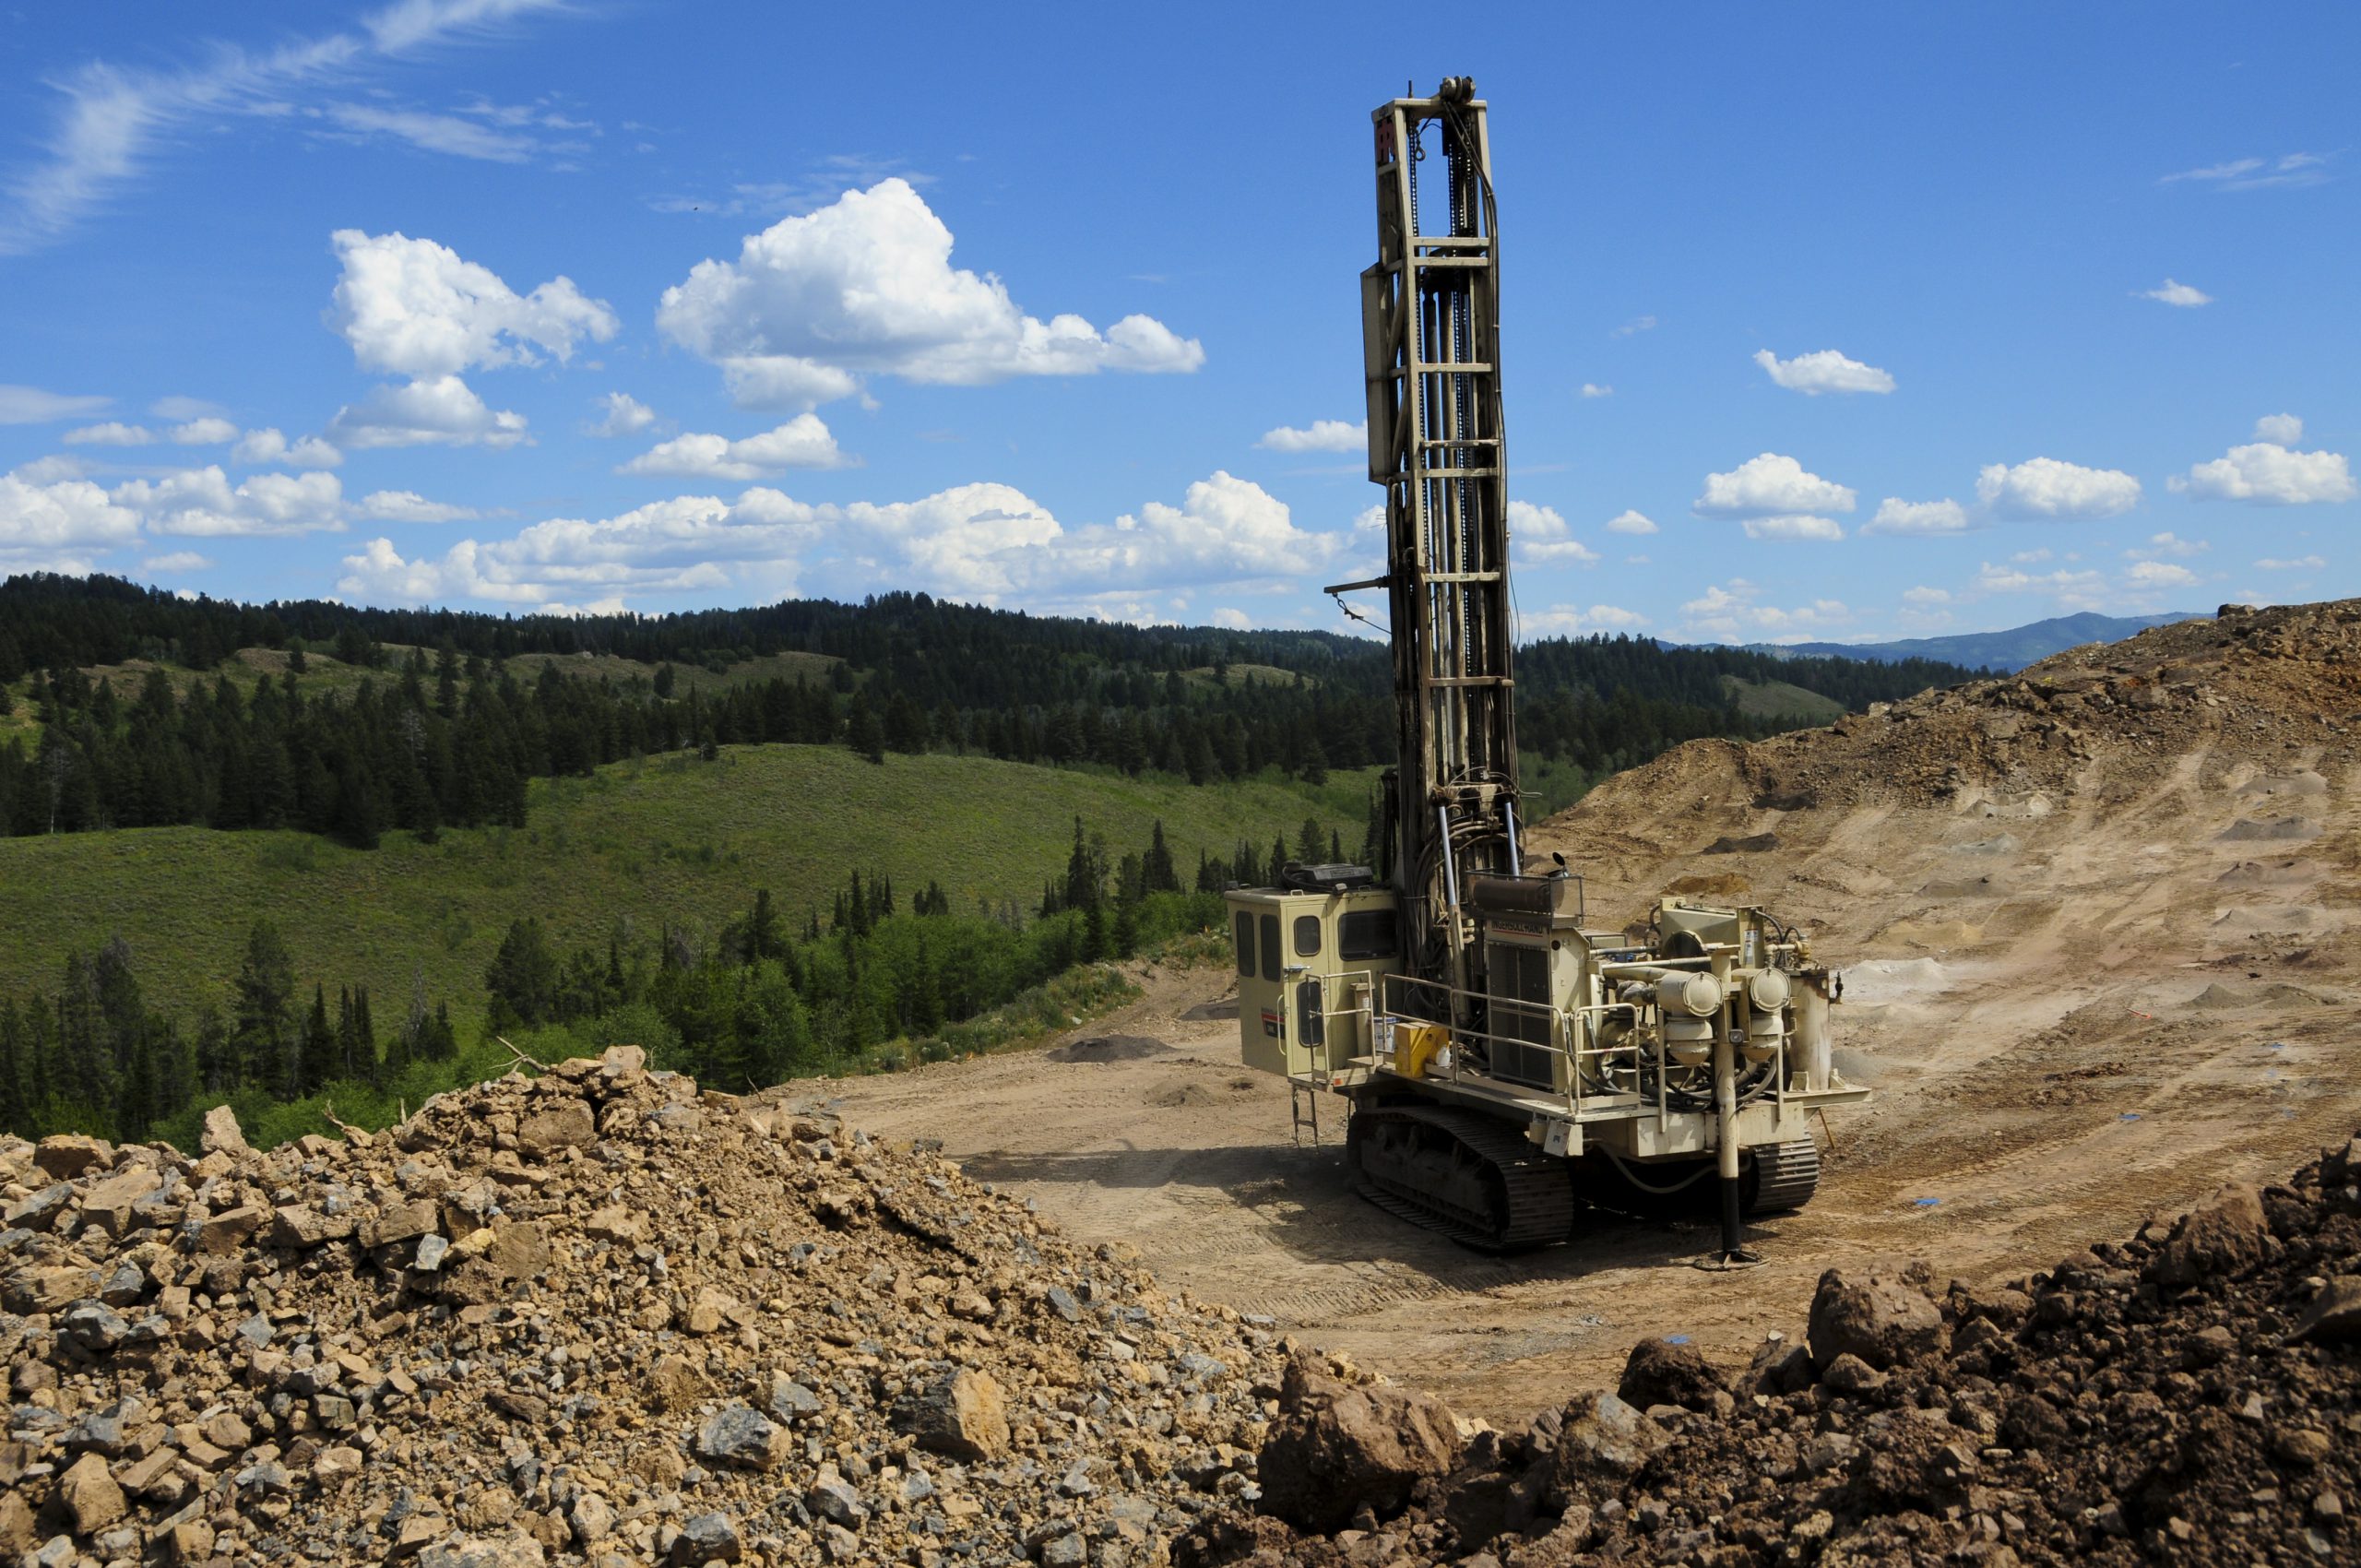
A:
[200, 1104, 250, 1157]
[2286, 1277, 2361, 1346]
[890, 1368, 1010, 1460]
[1807, 1268, 1949, 1371]
[1617, 1338, 1726, 1412]
[1257, 1355, 1463, 1532]
[694, 1405, 785, 1472]
[2144, 1182, 2271, 1287]
[1548, 1391, 1665, 1501]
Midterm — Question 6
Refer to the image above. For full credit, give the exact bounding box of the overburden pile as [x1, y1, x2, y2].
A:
[1180, 1134, 2361, 1567]
[1570, 598, 2361, 827]
[2, 1050, 1290, 1566]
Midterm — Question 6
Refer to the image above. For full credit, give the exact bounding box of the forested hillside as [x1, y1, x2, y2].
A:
[0, 575, 1978, 843]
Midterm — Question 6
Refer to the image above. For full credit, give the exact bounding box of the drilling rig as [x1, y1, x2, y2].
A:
[1224, 77, 1865, 1260]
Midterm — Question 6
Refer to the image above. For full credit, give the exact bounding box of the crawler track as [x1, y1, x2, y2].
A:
[1346, 1101, 1575, 1252]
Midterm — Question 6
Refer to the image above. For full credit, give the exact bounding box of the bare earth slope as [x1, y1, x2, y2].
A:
[826, 600, 2361, 1423]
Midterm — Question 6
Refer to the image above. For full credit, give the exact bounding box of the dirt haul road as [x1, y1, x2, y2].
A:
[822, 600, 2361, 1425]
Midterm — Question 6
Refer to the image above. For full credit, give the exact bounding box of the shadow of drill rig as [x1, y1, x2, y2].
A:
[953, 1137, 1781, 1288]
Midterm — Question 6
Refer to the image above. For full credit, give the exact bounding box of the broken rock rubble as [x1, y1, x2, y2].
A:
[1184, 1131, 2361, 1566]
[1, 1046, 1296, 1566]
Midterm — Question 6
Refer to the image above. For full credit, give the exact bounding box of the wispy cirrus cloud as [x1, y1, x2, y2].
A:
[2159, 151, 2332, 191]
[0, 0, 574, 255]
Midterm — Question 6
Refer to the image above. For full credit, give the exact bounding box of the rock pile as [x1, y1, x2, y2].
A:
[1571, 597, 2361, 829]
[1184, 1130, 2361, 1566]
[2, 1049, 1295, 1566]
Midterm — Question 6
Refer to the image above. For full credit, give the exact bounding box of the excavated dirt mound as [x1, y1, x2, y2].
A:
[1180, 1131, 2361, 1566]
[0, 1050, 1291, 1566]
[1048, 1037, 1176, 1064]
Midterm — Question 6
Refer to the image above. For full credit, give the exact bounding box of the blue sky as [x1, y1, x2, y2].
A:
[1, 1, 2353, 645]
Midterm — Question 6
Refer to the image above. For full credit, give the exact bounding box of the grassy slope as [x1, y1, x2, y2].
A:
[0, 744, 1376, 1024]
[1721, 673, 1845, 723]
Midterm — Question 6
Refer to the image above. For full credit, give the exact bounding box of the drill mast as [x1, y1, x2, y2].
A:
[1357, 77, 1520, 994]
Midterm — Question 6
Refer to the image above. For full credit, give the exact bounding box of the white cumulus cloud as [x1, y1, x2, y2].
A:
[0, 468, 142, 570]
[1256, 420, 1364, 453]
[168, 417, 240, 445]
[1604, 509, 1656, 535]
[231, 427, 343, 468]
[1673, 580, 1850, 643]
[112, 466, 346, 537]
[657, 178, 1203, 409]
[2171, 434, 2356, 505]
[327, 374, 528, 449]
[359, 489, 479, 523]
[1519, 603, 1648, 637]
[1578, 383, 1612, 398]
[2255, 555, 2325, 571]
[1975, 457, 2141, 520]
[337, 470, 1344, 614]
[619, 415, 852, 480]
[1741, 514, 1845, 542]
[2126, 560, 2200, 589]
[2129, 531, 2208, 560]
[327, 228, 617, 377]
[1508, 500, 1598, 564]
[587, 392, 660, 438]
[141, 551, 212, 572]
[2139, 279, 2213, 307]
[2253, 413, 2303, 445]
[1751, 349, 1894, 396]
[63, 422, 153, 446]
[1865, 497, 1970, 536]
[1694, 453, 1856, 518]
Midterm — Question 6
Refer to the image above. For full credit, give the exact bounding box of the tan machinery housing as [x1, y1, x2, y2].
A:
[1224, 79, 1865, 1257]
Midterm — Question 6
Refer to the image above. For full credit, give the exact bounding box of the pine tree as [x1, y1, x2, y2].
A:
[0, 996, 27, 1135]
[194, 1004, 235, 1094]
[1145, 820, 1178, 894]
[485, 918, 559, 1029]
[748, 889, 778, 960]
[847, 701, 886, 765]
[299, 984, 335, 1096]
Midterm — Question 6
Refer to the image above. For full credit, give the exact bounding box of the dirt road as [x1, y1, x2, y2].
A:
[820, 607, 2361, 1425]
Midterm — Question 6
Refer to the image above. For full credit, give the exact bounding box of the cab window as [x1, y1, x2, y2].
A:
[1293, 915, 1323, 958]
[1340, 909, 1399, 961]
[1233, 912, 1254, 976]
[1258, 914, 1281, 981]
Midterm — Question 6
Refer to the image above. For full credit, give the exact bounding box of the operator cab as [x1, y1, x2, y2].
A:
[1224, 863, 1402, 1078]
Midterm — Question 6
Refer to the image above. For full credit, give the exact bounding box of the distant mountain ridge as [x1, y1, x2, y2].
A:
[1758, 611, 2212, 673]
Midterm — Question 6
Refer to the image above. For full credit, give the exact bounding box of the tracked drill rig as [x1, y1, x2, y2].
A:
[1224, 78, 1865, 1260]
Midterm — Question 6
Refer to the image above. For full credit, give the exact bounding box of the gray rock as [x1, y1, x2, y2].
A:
[64, 1397, 137, 1456]
[695, 1404, 784, 1472]
[808, 1476, 867, 1526]
[61, 1302, 128, 1352]
[1046, 1285, 1083, 1323]
[5, 1182, 71, 1231]
[669, 1511, 741, 1565]
[766, 1373, 823, 1421]
[1041, 1532, 1087, 1568]
[413, 1233, 452, 1272]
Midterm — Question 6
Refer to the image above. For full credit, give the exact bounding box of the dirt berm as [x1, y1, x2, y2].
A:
[1180, 1130, 2361, 1567]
